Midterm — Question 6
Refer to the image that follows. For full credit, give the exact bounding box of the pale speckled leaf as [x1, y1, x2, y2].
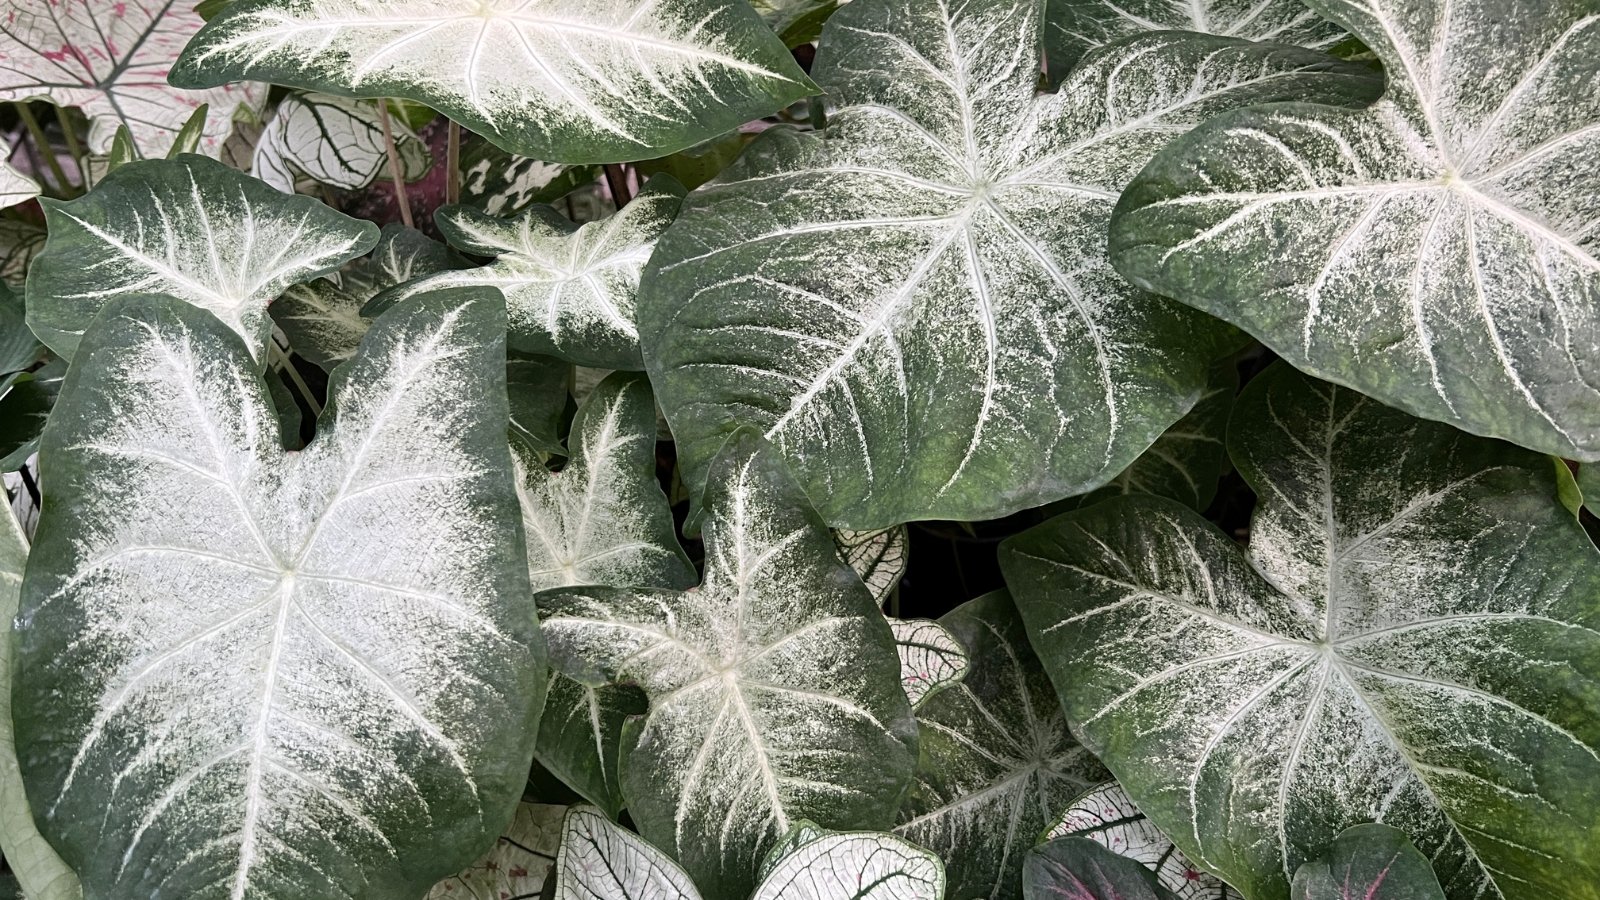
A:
[888, 618, 968, 710]
[835, 525, 908, 604]
[896, 590, 1108, 900]
[14, 290, 546, 898]
[537, 678, 647, 820]
[27, 154, 378, 363]
[459, 136, 600, 218]
[1292, 824, 1446, 900]
[1111, 0, 1600, 461]
[555, 806, 701, 900]
[1001, 364, 1600, 900]
[751, 830, 945, 900]
[0, 0, 264, 157]
[0, 140, 39, 210]
[1046, 782, 1239, 900]
[170, 0, 816, 164]
[538, 431, 918, 900]
[380, 177, 686, 369]
[641, 0, 1381, 528]
[253, 92, 430, 194]
[1025, 838, 1177, 900]
[428, 801, 565, 900]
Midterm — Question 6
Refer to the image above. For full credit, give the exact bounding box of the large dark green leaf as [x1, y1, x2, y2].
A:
[1025, 838, 1179, 900]
[1292, 825, 1446, 900]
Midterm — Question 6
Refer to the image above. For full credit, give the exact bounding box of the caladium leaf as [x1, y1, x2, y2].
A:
[0, 1, 263, 157]
[1292, 824, 1446, 900]
[0, 217, 45, 287]
[835, 525, 909, 604]
[27, 154, 378, 363]
[1046, 782, 1240, 900]
[1025, 838, 1179, 900]
[1111, 0, 1600, 461]
[0, 283, 40, 376]
[897, 590, 1108, 900]
[889, 618, 968, 710]
[428, 801, 566, 900]
[378, 177, 686, 369]
[537, 678, 648, 820]
[538, 430, 918, 900]
[253, 92, 431, 194]
[374, 224, 468, 288]
[459, 137, 600, 218]
[0, 140, 39, 210]
[640, 0, 1382, 528]
[750, 829, 945, 900]
[748, 0, 843, 47]
[171, 0, 817, 164]
[0, 359, 65, 473]
[14, 289, 547, 898]
[1044, 0, 1345, 78]
[508, 351, 572, 457]
[1001, 363, 1600, 900]
[555, 805, 701, 900]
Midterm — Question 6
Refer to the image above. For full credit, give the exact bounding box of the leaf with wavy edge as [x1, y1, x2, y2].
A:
[538, 430, 917, 900]
[1001, 363, 1600, 900]
[897, 590, 1108, 900]
[1026, 838, 1179, 900]
[171, 0, 816, 164]
[0, 140, 39, 210]
[253, 92, 430, 194]
[1046, 782, 1239, 900]
[1111, 0, 1600, 461]
[835, 525, 908, 604]
[1293, 824, 1446, 900]
[0, 1, 263, 157]
[641, 0, 1381, 529]
[889, 618, 968, 710]
[13, 289, 546, 899]
[26, 154, 377, 364]
[428, 801, 565, 900]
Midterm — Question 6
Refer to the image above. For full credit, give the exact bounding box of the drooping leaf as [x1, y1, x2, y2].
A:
[14, 289, 547, 897]
[897, 590, 1108, 900]
[554, 805, 701, 900]
[750, 829, 945, 900]
[1046, 781, 1239, 900]
[1025, 838, 1178, 900]
[834, 525, 909, 604]
[26, 154, 378, 363]
[428, 801, 566, 900]
[0, 140, 39, 210]
[253, 93, 431, 194]
[171, 0, 817, 164]
[538, 430, 918, 900]
[888, 618, 968, 710]
[1110, 0, 1600, 461]
[1292, 824, 1446, 900]
[1001, 363, 1600, 900]
[640, 0, 1382, 528]
[748, 0, 844, 47]
[378, 177, 686, 369]
[0, 1, 263, 156]
[458, 137, 600, 218]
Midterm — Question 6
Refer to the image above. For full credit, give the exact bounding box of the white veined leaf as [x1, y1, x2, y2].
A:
[1024, 838, 1177, 900]
[1111, 0, 1600, 461]
[888, 618, 968, 710]
[538, 430, 918, 900]
[0, 140, 40, 210]
[755, 820, 829, 882]
[1002, 363, 1600, 900]
[26, 154, 378, 363]
[640, 0, 1382, 529]
[0, 1, 263, 157]
[751, 830, 945, 900]
[13, 289, 547, 898]
[537, 679, 648, 820]
[428, 801, 566, 900]
[834, 525, 908, 604]
[555, 806, 702, 900]
[459, 137, 600, 218]
[896, 590, 1108, 900]
[1046, 782, 1240, 900]
[379, 177, 686, 369]
[253, 92, 431, 194]
[170, 0, 817, 164]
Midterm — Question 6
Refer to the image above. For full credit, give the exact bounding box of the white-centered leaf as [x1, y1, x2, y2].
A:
[253, 92, 430, 194]
[26, 154, 378, 363]
[1001, 363, 1600, 900]
[380, 177, 686, 369]
[1111, 0, 1600, 461]
[0, 140, 40, 210]
[1044, 0, 1346, 78]
[640, 0, 1381, 528]
[13, 289, 547, 898]
[835, 525, 908, 604]
[897, 590, 1108, 900]
[171, 0, 817, 164]
[888, 618, 968, 710]
[751, 829, 945, 900]
[555, 806, 701, 900]
[1046, 782, 1239, 900]
[0, 0, 263, 157]
[428, 801, 565, 900]
[538, 430, 918, 900]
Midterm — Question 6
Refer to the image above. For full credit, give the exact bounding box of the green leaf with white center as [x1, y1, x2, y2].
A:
[26, 154, 378, 364]
[13, 289, 547, 899]
[750, 829, 945, 900]
[380, 177, 686, 369]
[1292, 824, 1446, 900]
[835, 525, 909, 604]
[459, 137, 600, 218]
[1046, 782, 1240, 900]
[0, 1, 264, 157]
[554, 805, 701, 900]
[538, 430, 918, 900]
[170, 0, 817, 164]
[537, 678, 647, 819]
[889, 618, 968, 710]
[896, 590, 1109, 900]
[640, 0, 1382, 528]
[253, 92, 431, 194]
[1000, 363, 1600, 900]
[1110, 0, 1600, 461]
[374, 224, 469, 288]
[428, 801, 566, 900]
[0, 141, 39, 211]
[1025, 838, 1179, 900]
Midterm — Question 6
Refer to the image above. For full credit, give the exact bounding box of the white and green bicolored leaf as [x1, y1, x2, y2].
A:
[27, 154, 378, 363]
[835, 525, 908, 604]
[378, 177, 685, 369]
[171, 0, 817, 164]
[1047, 782, 1239, 900]
[897, 590, 1108, 900]
[428, 801, 566, 900]
[641, 0, 1382, 528]
[1293, 824, 1447, 900]
[538, 430, 918, 900]
[14, 289, 547, 898]
[889, 619, 968, 710]
[1001, 363, 1600, 900]
[1111, 0, 1600, 462]
[459, 136, 600, 218]
[555, 806, 701, 900]
[253, 92, 430, 194]
[0, 141, 39, 210]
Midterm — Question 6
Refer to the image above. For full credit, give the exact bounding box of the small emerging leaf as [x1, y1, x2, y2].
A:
[835, 525, 909, 604]
[1046, 782, 1238, 900]
[888, 619, 968, 710]
[166, 104, 211, 158]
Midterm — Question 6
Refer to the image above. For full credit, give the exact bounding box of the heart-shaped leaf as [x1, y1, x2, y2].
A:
[1292, 824, 1446, 900]
[1026, 838, 1179, 900]
[14, 289, 547, 898]
[889, 618, 968, 710]
[897, 590, 1108, 900]
[555, 806, 701, 900]
[429, 801, 566, 900]
[1047, 781, 1240, 900]
[1044, 0, 1346, 78]
[751, 828, 944, 900]
[538, 430, 918, 900]
[26, 154, 378, 363]
[171, 0, 816, 164]
[253, 93, 431, 194]
[835, 526, 909, 604]
[1111, 0, 1600, 461]
[1001, 363, 1600, 900]
[0, 140, 39, 210]
[640, 0, 1382, 528]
